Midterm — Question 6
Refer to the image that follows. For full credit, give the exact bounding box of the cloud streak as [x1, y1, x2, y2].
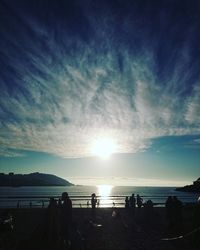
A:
[67, 176, 190, 187]
[0, 0, 200, 158]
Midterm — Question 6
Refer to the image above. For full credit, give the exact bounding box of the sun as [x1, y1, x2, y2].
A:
[91, 137, 116, 159]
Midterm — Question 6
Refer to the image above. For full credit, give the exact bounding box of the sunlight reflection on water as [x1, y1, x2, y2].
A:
[97, 185, 113, 207]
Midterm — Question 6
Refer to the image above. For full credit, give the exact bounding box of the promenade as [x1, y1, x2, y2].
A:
[0, 206, 197, 250]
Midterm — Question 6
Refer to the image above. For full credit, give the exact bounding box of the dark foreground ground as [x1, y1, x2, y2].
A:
[0, 206, 199, 250]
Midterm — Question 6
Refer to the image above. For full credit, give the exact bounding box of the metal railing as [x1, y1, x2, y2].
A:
[0, 195, 197, 209]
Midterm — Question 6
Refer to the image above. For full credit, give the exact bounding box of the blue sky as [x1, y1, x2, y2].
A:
[0, 0, 200, 186]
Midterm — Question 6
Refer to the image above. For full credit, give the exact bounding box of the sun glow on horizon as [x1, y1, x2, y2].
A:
[97, 185, 113, 196]
[91, 137, 116, 159]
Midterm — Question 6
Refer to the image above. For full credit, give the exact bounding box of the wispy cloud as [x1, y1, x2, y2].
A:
[0, 0, 200, 158]
[67, 176, 190, 187]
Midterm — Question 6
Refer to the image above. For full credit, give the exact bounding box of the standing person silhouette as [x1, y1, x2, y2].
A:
[130, 194, 136, 208]
[91, 193, 97, 220]
[91, 193, 97, 209]
[125, 196, 129, 208]
[130, 193, 136, 217]
[136, 194, 143, 208]
[165, 196, 174, 229]
[173, 196, 183, 232]
[60, 192, 72, 246]
[46, 198, 59, 248]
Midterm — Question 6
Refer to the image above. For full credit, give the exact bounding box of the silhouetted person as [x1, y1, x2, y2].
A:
[144, 200, 154, 221]
[91, 193, 97, 219]
[97, 199, 100, 208]
[46, 198, 59, 248]
[129, 194, 136, 217]
[48, 197, 57, 209]
[0, 210, 13, 233]
[165, 196, 174, 228]
[192, 197, 200, 249]
[146, 199, 153, 209]
[130, 193, 136, 208]
[60, 192, 72, 245]
[58, 198, 61, 208]
[125, 196, 129, 208]
[173, 196, 183, 232]
[91, 193, 97, 209]
[136, 194, 143, 208]
[0, 210, 14, 249]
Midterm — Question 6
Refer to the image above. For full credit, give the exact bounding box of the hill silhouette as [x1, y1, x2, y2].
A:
[176, 177, 200, 193]
[0, 172, 74, 186]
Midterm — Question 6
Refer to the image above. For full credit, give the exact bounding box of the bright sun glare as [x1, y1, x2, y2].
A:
[91, 137, 116, 159]
[97, 185, 113, 197]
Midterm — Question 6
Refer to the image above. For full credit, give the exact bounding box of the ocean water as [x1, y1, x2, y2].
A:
[0, 186, 199, 208]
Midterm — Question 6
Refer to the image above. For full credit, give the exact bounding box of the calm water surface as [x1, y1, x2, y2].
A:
[0, 186, 199, 208]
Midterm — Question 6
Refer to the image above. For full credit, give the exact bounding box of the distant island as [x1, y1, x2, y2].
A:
[176, 177, 200, 193]
[0, 172, 74, 187]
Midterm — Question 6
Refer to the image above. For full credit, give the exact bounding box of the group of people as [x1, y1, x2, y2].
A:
[125, 194, 143, 209]
[46, 192, 72, 249]
[89, 193, 148, 211]
[46, 192, 196, 249]
[165, 195, 200, 249]
[165, 196, 183, 229]
[46, 192, 105, 248]
[2, 191, 200, 250]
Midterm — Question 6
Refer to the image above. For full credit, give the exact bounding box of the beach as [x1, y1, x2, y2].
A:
[0, 206, 197, 250]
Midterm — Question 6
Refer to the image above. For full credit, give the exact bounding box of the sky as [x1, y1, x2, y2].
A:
[0, 0, 200, 186]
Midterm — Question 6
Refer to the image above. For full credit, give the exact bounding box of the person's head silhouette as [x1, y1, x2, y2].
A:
[62, 192, 69, 201]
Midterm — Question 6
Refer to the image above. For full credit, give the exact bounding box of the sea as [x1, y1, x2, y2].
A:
[0, 186, 199, 208]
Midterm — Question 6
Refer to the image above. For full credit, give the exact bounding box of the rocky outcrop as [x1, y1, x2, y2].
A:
[176, 178, 200, 193]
